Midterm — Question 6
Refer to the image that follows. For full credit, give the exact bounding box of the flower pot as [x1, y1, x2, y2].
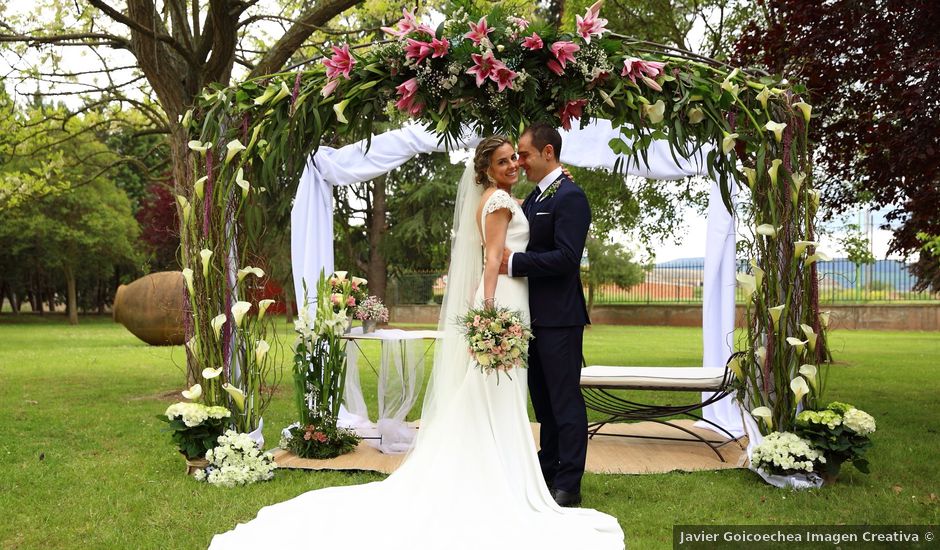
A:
[183, 454, 209, 476]
[247, 417, 265, 449]
[344, 314, 353, 334]
[363, 319, 377, 333]
[821, 471, 839, 486]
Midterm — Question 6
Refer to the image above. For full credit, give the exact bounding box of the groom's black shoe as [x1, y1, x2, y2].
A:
[552, 489, 582, 507]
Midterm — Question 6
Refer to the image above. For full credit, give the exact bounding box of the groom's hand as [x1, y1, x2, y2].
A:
[498, 248, 511, 275]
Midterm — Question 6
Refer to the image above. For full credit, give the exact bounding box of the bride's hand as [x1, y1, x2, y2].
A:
[483, 297, 496, 310]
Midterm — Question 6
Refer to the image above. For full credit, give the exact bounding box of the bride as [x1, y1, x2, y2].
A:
[208, 137, 624, 549]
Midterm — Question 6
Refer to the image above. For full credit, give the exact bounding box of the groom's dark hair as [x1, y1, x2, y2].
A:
[523, 122, 562, 161]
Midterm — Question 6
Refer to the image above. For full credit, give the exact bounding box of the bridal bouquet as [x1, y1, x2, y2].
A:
[458, 303, 531, 378]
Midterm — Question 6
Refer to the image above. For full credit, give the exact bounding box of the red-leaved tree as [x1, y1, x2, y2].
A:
[734, 0, 940, 291]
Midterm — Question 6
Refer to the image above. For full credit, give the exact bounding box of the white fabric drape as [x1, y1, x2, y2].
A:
[290, 119, 744, 438]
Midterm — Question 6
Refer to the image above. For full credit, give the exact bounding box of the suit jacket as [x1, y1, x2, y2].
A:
[513, 174, 591, 328]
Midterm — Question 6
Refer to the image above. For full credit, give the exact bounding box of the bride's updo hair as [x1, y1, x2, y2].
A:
[473, 135, 512, 187]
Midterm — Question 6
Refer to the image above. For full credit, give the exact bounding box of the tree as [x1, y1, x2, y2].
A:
[582, 236, 647, 313]
[733, 0, 940, 291]
[839, 222, 875, 297]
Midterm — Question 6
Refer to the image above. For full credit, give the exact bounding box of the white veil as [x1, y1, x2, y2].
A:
[410, 158, 482, 439]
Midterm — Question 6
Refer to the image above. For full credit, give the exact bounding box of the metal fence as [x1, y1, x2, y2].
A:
[387, 259, 939, 305]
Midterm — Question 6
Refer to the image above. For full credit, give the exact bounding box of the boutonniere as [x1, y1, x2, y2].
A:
[537, 178, 562, 202]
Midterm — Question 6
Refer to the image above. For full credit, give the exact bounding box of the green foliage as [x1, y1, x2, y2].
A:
[282, 414, 361, 460]
[157, 414, 229, 460]
[840, 223, 875, 267]
[583, 237, 647, 312]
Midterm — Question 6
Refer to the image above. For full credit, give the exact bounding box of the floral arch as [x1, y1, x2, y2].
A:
[178, 5, 827, 455]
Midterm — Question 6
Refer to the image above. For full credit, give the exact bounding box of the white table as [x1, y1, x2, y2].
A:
[339, 327, 442, 454]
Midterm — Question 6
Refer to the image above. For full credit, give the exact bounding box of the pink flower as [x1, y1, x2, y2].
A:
[547, 59, 564, 76]
[464, 16, 493, 46]
[576, 0, 608, 44]
[492, 65, 517, 92]
[323, 44, 355, 80]
[558, 99, 587, 130]
[395, 77, 423, 114]
[550, 41, 580, 71]
[430, 37, 449, 58]
[466, 51, 498, 87]
[415, 23, 436, 37]
[381, 8, 419, 38]
[508, 16, 530, 30]
[521, 33, 543, 50]
[321, 79, 339, 98]
[347, 296, 356, 307]
[405, 38, 434, 64]
[331, 293, 343, 305]
[313, 431, 328, 443]
[621, 57, 666, 89]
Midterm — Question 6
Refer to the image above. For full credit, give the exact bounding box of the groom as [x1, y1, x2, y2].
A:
[500, 122, 591, 507]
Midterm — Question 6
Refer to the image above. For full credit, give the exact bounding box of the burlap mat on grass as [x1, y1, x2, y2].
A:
[273, 420, 747, 475]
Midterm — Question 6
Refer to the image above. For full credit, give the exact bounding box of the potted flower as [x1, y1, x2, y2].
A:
[193, 430, 277, 486]
[750, 431, 827, 486]
[355, 295, 389, 333]
[795, 401, 876, 484]
[158, 388, 231, 474]
[279, 412, 360, 460]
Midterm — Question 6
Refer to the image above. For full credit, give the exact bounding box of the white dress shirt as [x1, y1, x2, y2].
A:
[507, 166, 563, 277]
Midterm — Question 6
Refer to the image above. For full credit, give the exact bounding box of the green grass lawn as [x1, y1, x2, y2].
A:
[1, 315, 938, 549]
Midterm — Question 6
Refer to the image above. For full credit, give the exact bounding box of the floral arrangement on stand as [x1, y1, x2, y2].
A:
[458, 304, 531, 381]
[355, 295, 389, 333]
[192, 430, 277, 487]
[281, 271, 361, 459]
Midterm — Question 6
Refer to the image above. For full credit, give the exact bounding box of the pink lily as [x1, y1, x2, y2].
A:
[621, 57, 666, 88]
[404, 38, 434, 64]
[394, 77, 420, 113]
[576, 0, 608, 44]
[550, 41, 580, 70]
[492, 65, 517, 92]
[415, 23, 437, 37]
[466, 51, 498, 87]
[521, 33, 543, 50]
[558, 99, 588, 130]
[381, 8, 419, 38]
[547, 59, 565, 76]
[320, 79, 339, 98]
[430, 37, 449, 58]
[464, 16, 493, 47]
[323, 44, 355, 80]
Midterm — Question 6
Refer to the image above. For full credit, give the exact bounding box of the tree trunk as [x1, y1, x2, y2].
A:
[588, 280, 595, 316]
[367, 174, 388, 302]
[547, 0, 565, 29]
[64, 265, 78, 325]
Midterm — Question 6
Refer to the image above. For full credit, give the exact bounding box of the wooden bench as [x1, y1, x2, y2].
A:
[579, 365, 743, 461]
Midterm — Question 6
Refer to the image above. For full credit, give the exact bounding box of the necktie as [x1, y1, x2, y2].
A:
[523, 186, 540, 217]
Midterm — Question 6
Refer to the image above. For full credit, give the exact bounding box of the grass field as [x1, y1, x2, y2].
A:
[1, 315, 937, 549]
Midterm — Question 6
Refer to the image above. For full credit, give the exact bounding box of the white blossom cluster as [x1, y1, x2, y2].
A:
[843, 408, 877, 436]
[194, 430, 276, 487]
[574, 45, 612, 83]
[165, 402, 230, 427]
[751, 431, 826, 474]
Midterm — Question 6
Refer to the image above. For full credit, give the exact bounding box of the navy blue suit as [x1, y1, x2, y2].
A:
[513, 174, 590, 493]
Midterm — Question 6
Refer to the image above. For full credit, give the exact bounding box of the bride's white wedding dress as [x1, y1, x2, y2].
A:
[208, 167, 624, 550]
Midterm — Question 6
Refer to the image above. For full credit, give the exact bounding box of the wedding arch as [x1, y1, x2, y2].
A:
[177, 6, 828, 456]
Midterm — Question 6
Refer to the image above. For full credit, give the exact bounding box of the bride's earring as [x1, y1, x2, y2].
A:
[487, 173, 496, 186]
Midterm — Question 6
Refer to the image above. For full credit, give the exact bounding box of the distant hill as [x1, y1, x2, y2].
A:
[655, 257, 919, 290]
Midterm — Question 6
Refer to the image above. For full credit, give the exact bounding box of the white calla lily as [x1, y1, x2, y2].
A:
[351, 276, 367, 287]
[643, 100, 666, 124]
[804, 250, 832, 266]
[185, 336, 197, 354]
[819, 311, 831, 329]
[736, 273, 757, 298]
[750, 260, 765, 290]
[790, 376, 810, 403]
[721, 132, 739, 154]
[720, 78, 739, 98]
[765, 120, 787, 142]
[200, 249, 213, 278]
[756, 224, 778, 238]
[188, 140, 212, 154]
[793, 101, 812, 122]
[254, 85, 278, 106]
[210, 314, 227, 340]
[807, 189, 820, 210]
[794, 240, 816, 257]
[225, 139, 246, 164]
[258, 299, 276, 320]
[255, 339, 270, 364]
[231, 301, 252, 327]
[727, 355, 744, 380]
[333, 98, 352, 124]
[755, 346, 767, 366]
[194, 176, 207, 200]
[687, 107, 705, 124]
[799, 364, 818, 390]
[800, 323, 818, 352]
[768, 159, 783, 185]
[181, 383, 202, 400]
[203, 367, 223, 379]
[741, 167, 757, 189]
[222, 383, 246, 411]
[182, 268, 194, 295]
[333, 271, 348, 282]
[751, 406, 773, 430]
[237, 266, 265, 282]
[786, 337, 808, 356]
[756, 87, 772, 110]
[791, 172, 806, 191]
[769, 305, 785, 328]
[180, 109, 192, 128]
[235, 168, 250, 198]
